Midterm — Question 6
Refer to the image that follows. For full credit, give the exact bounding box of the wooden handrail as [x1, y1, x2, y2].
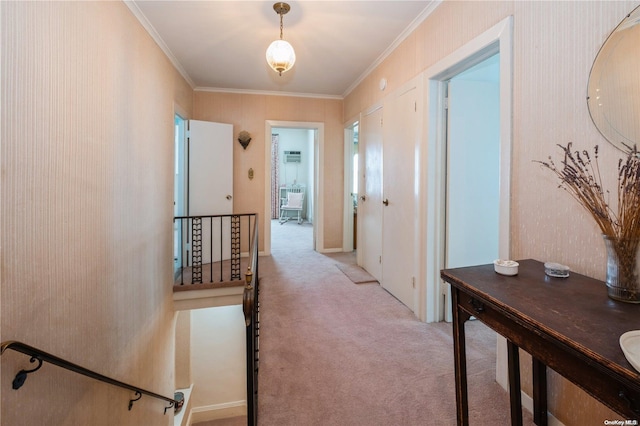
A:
[242, 214, 259, 426]
[1, 340, 183, 414]
[243, 214, 259, 326]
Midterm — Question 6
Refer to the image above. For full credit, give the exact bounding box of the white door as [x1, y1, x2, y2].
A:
[359, 107, 383, 281]
[382, 86, 418, 310]
[188, 119, 233, 263]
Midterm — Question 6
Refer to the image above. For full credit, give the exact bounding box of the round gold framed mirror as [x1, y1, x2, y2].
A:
[587, 5, 640, 153]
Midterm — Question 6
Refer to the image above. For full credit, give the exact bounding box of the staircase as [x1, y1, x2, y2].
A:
[172, 213, 259, 426]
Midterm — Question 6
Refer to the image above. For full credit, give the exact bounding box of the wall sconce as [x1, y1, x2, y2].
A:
[238, 131, 252, 150]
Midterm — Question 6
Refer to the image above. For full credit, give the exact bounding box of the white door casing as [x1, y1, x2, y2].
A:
[420, 16, 512, 394]
[264, 120, 324, 255]
[421, 15, 513, 324]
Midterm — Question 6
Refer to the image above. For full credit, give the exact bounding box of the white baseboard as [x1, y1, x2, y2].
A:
[521, 390, 565, 426]
[497, 337, 564, 426]
[318, 247, 343, 253]
[189, 400, 247, 424]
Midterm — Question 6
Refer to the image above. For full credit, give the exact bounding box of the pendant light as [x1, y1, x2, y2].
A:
[266, 2, 296, 76]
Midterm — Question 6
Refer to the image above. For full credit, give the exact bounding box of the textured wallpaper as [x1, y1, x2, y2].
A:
[1, 2, 192, 424]
[344, 1, 639, 424]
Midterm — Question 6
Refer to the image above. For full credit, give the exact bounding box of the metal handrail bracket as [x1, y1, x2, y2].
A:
[1, 340, 184, 414]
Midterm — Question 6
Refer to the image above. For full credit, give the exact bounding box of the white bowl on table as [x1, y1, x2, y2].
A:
[620, 330, 640, 373]
[494, 259, 519, 276]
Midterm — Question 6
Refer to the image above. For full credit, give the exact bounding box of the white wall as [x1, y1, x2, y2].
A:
[345, 1, 638, 423]
[307, 130, 315, 224]
[1, 2, 193, 424]
[190, 305, 246, 421]
[274, 127, 314, 221]
[446, 59, 501, 268]
[275, 128, 311, 187]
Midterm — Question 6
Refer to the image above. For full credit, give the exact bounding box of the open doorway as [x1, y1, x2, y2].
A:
[445, 53, 501, 292]
[421, 15, 513, 394]
[271, 128, 314, 224]
[264, 120, 324, 255]
[270, 127, 315, 250]
[343, 121, 359, 253]
[174, 114, 187, 277]
[422, 16, 512, 324]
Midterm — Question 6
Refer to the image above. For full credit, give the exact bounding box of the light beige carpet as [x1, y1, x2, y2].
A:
[256, 220, 534, 426]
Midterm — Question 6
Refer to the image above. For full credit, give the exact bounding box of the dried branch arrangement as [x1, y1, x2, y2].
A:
[536, 142, 640, 301]
[536, 142, 640, 238]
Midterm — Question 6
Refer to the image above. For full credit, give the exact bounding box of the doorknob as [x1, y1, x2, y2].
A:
[383, 199, 389, 206]
[360, 195, 367, 202]
[226, 195, 232, 200]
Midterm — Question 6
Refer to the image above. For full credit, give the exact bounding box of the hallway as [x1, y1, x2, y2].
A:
[253, 221, 533, 425]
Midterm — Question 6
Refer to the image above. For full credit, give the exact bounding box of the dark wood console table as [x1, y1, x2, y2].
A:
[441, 259, 640, 425]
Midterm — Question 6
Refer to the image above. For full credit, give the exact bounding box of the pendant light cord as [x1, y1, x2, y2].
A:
[280, 11, 284, 40]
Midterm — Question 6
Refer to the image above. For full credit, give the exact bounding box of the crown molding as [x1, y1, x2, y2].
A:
[123, 0, 196, 89]
[195, 86, 343, 100]
[342, 0, 442, 98]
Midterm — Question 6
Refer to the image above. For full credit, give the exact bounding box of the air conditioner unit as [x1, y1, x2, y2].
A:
[284, 151, 301, 163]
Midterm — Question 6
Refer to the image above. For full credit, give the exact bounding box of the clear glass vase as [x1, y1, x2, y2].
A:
[604, 235, 640, 303]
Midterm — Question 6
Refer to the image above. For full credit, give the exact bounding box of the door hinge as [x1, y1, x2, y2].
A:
[380, 118, 383, 127]
[379, 255, 382, 264]
[414, 101, 417, 112]
[412, 276, 416, 288]
[444, 97, 449, 110]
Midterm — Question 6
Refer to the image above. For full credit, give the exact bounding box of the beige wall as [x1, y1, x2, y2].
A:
[190, 305, 246, 420]
[192, 92, 344, 251]
[3, 0, 638, 424]
[1, 2, 193, 425]
[345, 1, 638, 424]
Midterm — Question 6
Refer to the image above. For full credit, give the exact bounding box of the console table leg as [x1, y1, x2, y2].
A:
[507, 339, 523, 426]
[533, 357, 548, 426]
[452, 287, 471, 426]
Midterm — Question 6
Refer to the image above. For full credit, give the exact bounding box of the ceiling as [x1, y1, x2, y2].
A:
[127, 1, 438, 98]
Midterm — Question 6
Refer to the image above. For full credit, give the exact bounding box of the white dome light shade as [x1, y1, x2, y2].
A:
[266, 39, 296, 76]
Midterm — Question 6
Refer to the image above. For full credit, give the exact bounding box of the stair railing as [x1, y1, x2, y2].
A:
[173, 213, 257, 285]
[1, 340, 184, 414]
[242, 213, 259, 426]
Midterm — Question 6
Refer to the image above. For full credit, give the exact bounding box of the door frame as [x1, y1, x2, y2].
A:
[343, 116, 360, 253]
[420, 16, 513, 323]
[173, 104, 189, 278]
[264, 120, 325, 255]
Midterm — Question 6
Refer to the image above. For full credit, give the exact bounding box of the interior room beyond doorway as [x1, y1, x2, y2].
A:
[270, 127, 315, 250]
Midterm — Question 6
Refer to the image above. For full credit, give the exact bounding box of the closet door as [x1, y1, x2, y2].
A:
[359, 107, 383, 282]
[381, 84, 418, 311]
